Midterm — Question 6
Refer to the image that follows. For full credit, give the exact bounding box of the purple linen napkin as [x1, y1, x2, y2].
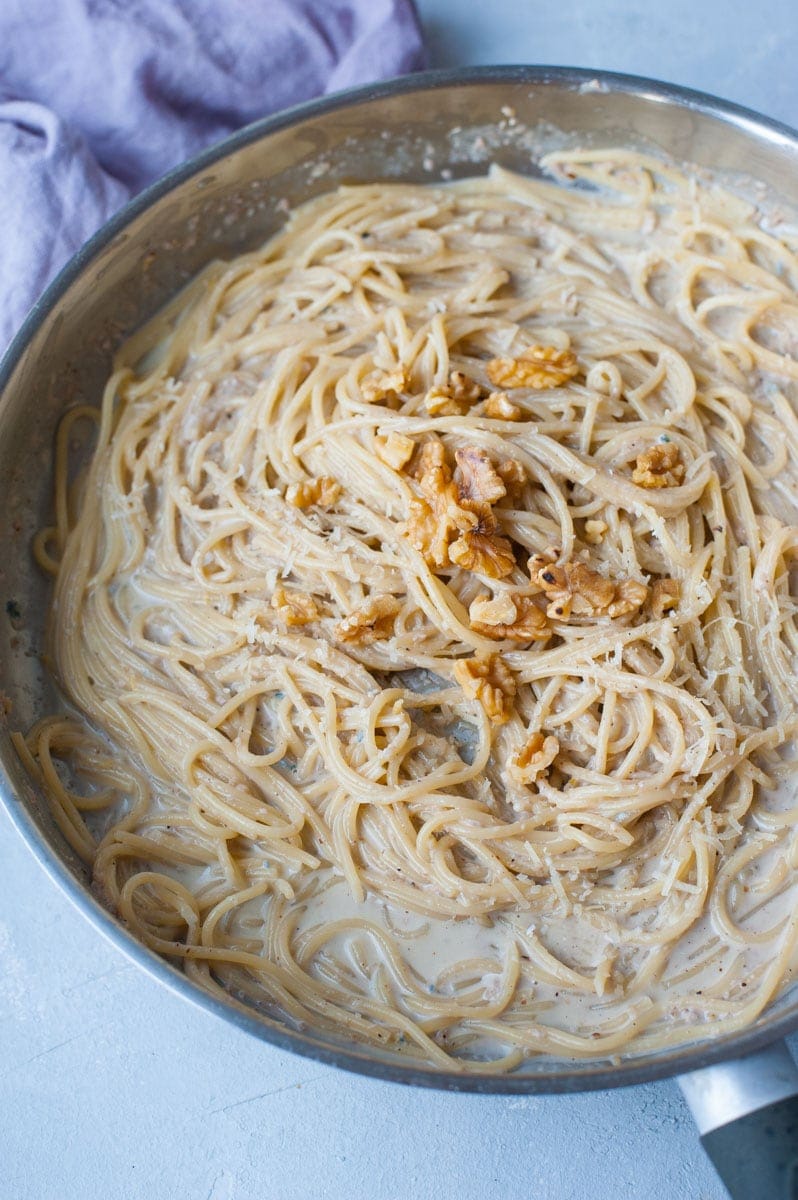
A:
[0, 0, 426, 348]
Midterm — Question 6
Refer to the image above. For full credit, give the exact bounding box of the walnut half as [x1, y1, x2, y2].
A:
[529, 552, 648, 620]
[400, 440, 474, 568]
[399, 441, 517, 578]
[453, 653, 516, 724]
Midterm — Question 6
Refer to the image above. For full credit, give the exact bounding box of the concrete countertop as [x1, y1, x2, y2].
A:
[3, 2, 797, 1196]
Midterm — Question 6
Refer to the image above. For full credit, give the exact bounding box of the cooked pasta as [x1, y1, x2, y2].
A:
[16, 149, 798, 1069]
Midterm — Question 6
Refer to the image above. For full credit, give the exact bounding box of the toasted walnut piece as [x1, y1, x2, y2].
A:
[650, 578, 680, 618]
[507, 732, 560, 785]
[530, 557, 648, 620]
[425, 386, 463, 416]
[271, 586, 319, 626]
[414, 439, 449, 495]
[584, 519, 608, 545]
[375, 431, 415, 470]
[496, 458, 527, 499]
[286, 476, 341, 509]
[401, 497, 451, 569]
[336, 595, 400, 644]
[528, 547, 559, 571]
[632, 442, 686, 488]
[361, 367, 407, 405]
[400, 442, 476, 568]
[449, 506, 516, 579]
[531, 561, 615, 619]
[450, 529, 515, 578]
[449, 370, 484, 405]
[415, 438, 445, 471]
[454, 447, 507, 505]
[424, 369, 483, 415]
[453, 654, 516, 724]
[400, 439, 518, 577]
[471, 595, 550, 642]
[486, 345, 579, 390]
[483, 391, 522, 421]
[469, 592, 518, 627]
[412, 443, 462, 523]
[607, 578, 649, 618]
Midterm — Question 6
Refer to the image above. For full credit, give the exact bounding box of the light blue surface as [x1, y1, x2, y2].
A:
[3, 4, 798, 1198]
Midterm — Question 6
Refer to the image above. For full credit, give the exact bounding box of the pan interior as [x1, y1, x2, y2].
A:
[3, 68, 798, 1091]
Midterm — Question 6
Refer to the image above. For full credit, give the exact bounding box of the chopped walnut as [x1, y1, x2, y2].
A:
[402, 440, 509, 574]
[413, 439, 448, 494]
[632, 442, 685, 488]
[607, 578, 649, 618]
[336, 595, 400, 644]
[424, 369, 483, 415]
[468, 592, 518, 627]
[530, 555, 647, 620]
[417, 442, 477, 527]
[449, 506, 516, 578]
[531, 560, 614, 619]
[584, 519, 608, 545]
[271, 586, 319, 626]
[361, 367, 407, 405]
[401, 442, 474, 568]
[507, 732, 559, 785]
[486, 345, 579, 390]
[470, 594, 549, 641]
[453, 654, 516, 724]
[402, 498, 452, 568]
[424, 388, 462, 416]
[454, 447, 507, 505]
[650, 578, 680, 618]
[400, 440, 517, 576]
[528, 546, 559, 570]
[483, 392, 522, 421]
[286, 476, 341, 509]
[448, 370, 483, 404]
[496, 458, 527, 499]
[375, 431, 415, 470]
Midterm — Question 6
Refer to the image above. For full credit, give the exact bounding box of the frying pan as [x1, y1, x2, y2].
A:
[1, 67, 797, 1199]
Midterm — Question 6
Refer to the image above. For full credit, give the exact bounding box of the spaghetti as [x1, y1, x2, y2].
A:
[16, 149, 798, 1069]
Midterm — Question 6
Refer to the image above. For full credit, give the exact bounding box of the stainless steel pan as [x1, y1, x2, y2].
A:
[2, 67, 798, 1198]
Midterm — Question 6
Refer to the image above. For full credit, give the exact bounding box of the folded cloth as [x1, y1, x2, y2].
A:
[0, 0, 426, 348]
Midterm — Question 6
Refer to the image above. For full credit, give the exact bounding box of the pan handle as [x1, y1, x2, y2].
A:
[678, 1041, 798, 1198]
